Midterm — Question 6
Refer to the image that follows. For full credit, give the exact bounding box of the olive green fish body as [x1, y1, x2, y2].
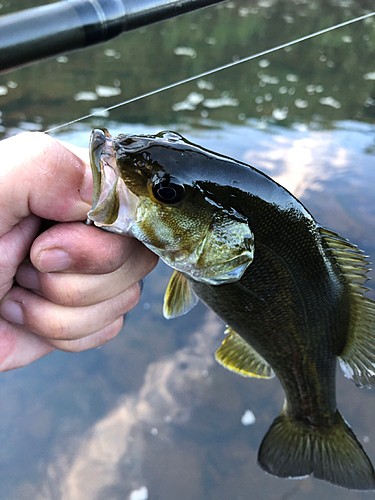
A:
[186, 191, 349, 425]
[88, 129, 375, 490]
[189, 248, 340, 426]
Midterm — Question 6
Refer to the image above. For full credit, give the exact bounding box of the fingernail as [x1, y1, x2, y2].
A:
[0, 300, 24, 325]
[16, 265, 39, 290]
[80, 167, 93, 204]
[37, 249, 71, 272]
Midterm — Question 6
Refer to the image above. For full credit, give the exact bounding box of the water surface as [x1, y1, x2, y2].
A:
[0, 1, 375, 499]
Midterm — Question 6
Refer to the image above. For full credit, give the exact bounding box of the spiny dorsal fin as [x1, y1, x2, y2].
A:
[215, 327, 274, 379]
[319, 227, 375, 388]
[163, 270, 199, 319]
[319, 227, 370, 286]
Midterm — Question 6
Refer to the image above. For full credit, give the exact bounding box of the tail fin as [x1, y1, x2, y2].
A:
[258, 410, 375, 490]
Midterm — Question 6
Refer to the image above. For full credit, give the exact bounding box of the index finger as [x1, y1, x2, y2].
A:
[0, 132, 92, 234]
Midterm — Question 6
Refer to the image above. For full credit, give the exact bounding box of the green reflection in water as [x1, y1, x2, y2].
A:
[1, 0, 375, 134]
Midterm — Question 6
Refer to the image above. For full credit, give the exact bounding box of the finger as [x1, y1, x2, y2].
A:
[17, 242, 157, 307]
[0, 214, 40, 298]
[29, 221, 158, 275]
[0, 132, 92, 234]
[0, 320, 55, 372]
[0, 316, 124, 372]
[0, 283, 140, 341]
[46, 317, 124, 352]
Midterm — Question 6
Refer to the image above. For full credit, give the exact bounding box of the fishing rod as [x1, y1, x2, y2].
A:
[0, 0, 226, 74]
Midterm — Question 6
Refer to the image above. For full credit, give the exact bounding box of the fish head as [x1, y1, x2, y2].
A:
[87, 129, 254, 285]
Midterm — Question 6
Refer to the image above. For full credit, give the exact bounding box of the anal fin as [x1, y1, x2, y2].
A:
[215, 327, 274, 379]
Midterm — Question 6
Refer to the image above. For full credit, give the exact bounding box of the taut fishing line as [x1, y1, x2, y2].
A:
[45, 11, 375, 134]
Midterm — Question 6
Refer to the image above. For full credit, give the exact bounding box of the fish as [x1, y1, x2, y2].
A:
[87, 128, 375, 490]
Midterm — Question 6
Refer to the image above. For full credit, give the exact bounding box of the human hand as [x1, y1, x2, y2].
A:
[0, 132, 158, 372]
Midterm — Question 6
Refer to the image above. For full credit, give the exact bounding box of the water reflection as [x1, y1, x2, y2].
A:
[0, 0, 375, 498]
[1, 0, 375, 134]
[40, 311, 222, 499]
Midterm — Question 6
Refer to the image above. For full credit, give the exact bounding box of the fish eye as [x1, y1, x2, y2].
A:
[152, 179, 185, 204]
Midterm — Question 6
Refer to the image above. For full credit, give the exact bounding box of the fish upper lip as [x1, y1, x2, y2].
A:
[89, 129, 118, 210]
[96, 135, 118, 208]
[90, 129, 106, 209]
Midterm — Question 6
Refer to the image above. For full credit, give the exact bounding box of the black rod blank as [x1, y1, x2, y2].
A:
[0, 0, 226, 73]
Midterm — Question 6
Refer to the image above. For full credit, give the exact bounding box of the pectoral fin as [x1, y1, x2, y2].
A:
[215, 327, 274, 379]
[320, 227, 375, 388]
[163, 270, 199, 319]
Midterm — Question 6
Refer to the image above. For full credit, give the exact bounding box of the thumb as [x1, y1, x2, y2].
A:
[0, 132, 92, 235]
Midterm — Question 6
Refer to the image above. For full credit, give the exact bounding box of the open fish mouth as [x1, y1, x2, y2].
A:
[87, 129, 140, 235]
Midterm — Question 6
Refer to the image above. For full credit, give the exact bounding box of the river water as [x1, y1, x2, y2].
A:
[0, 1, 375, 499]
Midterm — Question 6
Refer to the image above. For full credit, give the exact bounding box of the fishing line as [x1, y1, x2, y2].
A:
[45, 10, 375, 134]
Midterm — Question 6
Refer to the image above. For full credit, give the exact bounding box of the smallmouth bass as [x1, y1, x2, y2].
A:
[88, 128, 375, 490]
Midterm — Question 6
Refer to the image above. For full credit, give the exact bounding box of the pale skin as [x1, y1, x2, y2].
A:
[0, 132, 158, 372]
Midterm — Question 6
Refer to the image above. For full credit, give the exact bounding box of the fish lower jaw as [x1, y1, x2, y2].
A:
[89, 177, 142, 236]
[87, 196, 138, 236]
[91, 218, 135, 236]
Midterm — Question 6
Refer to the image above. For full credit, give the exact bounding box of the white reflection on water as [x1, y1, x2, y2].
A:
[39, 312, 223, 500]
[245, 134, 348, 198]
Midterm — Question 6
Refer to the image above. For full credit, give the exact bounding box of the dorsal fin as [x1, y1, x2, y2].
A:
[319, 227, 375, 388]
[163, 270, 199, 319]
[320, 227, 370, 286]
[215, 327, 274, 379]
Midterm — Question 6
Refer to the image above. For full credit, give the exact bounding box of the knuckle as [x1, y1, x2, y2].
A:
[42, 277, 87, 307]
[26, 133, 59, 172]
[105, 319, 123, 341]
[44, 318, 70, 340]
[33, 311, 73, 340]
[145, 251, 159, 274]
[50, 319, 122, 352]
[122, 283, 141, 312]
[105, 237, 128, 271]
[56, 340, 84, 353]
